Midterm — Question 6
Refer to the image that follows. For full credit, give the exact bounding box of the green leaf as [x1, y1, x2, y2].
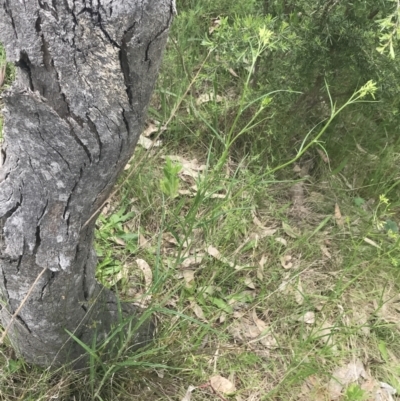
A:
[160, 157, 182, 198]
[210, 297, 233, 314]
[118, 233, 139, 241]
[384, 219, 399, 233]
[354, 197, 365, 207]
[378, 340, 389, 363]
[7, 360, 22, 374]
[344, 383, 366, 400]
[228, 291, 254, 303]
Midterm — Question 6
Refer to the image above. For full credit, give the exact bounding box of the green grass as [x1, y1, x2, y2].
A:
[1, 1, 400, 400]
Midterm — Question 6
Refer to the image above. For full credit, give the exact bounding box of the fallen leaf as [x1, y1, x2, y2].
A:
[328, 360, 367, 400]
[232, 304, 250, 316]
[252, 212, 264, 228]
[163, 232, 179, 246]
[317, 148, 329, 163]
[236, 313, 278, 349]
[299, 375, 328, 400]
[377, 382, 397, 401]
[320, 244, 332, 259]
[339, 173, 354, 190]
[190, 301, 206, 321]
[250, 213, 277, 235]
[139, 233, 150, 248]
[112, 236, 126, 246]
[375, 292, 400, 326]
[180, 254, 204, 269]
[108, 263, 129, 287]
[207, 245, 221, 259]
[241, 321, 260, 339]
[210, 192, 227, 199]
[295, 280, 304, 305]
[278, 279, 290, 293]
[352, 310, 370, 336]
[356, 143, 368, 154]
[280, 255, 293, 269]
[196, 93, 223, 105]
[290, 182, 305, 206]
[317, 321, 334, 346]
[298, 311, 315, 324]
[275, 237, 287, 246]
[257, 255, 267, 280]
[210, 376, 236, 395]
[361, 379, 396, 401]
[360, 377, 379, 393]
[363, 237, 381, 249]
[218, 311, 227, 323]
[228, 68, 239, 78]
[178, 189, 194, 196]
[143, 120, 163, 137]
[259, 228, 278, 237]
[165, 155, 206, 179]
[259, 255, 268, 268]
[252, 310, 267, 332]
[244, 277, 256, 289]
[181, 385, 196, 401]
[209, 17, 221, 34]
[137, 135, 162, 149]
[233, 229, 275, 256]
[206, 245, 235, 268]
[136, 259, 153, 290]
[334, 203, 344, 228]
[182, 270, 195, 287]
[260, 334, 278, 349]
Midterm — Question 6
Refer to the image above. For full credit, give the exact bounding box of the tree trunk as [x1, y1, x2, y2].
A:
[0, 0, 173, 368]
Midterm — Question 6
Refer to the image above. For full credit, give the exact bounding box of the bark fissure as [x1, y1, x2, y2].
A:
[15, 256, 22, 273]
[1, 191, 22, 221]
[0, 148, 6, 165]
[39, 271, 56, 300]
[3, 0, 17, 39]
[38, 200, 48, 222]
[120, 35, 134, 106]
[144, 20, 172, 64]
[16, 315, 32, 334]
[16, 52, 34, 91]
[96, 11, 121, 49]
[2, 269, 10, 303]
[68, 125, 92, 164]
[86, 114, 102, 161]
[32, 225, 41, 254]
[36, 127, 72, 172]
[63, 167, 83, 221]
[82, 261, 89, 301]
[121, 108, 131, 135]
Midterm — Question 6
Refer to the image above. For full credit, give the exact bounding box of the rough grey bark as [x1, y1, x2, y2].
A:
[0, 0, 174, 368]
